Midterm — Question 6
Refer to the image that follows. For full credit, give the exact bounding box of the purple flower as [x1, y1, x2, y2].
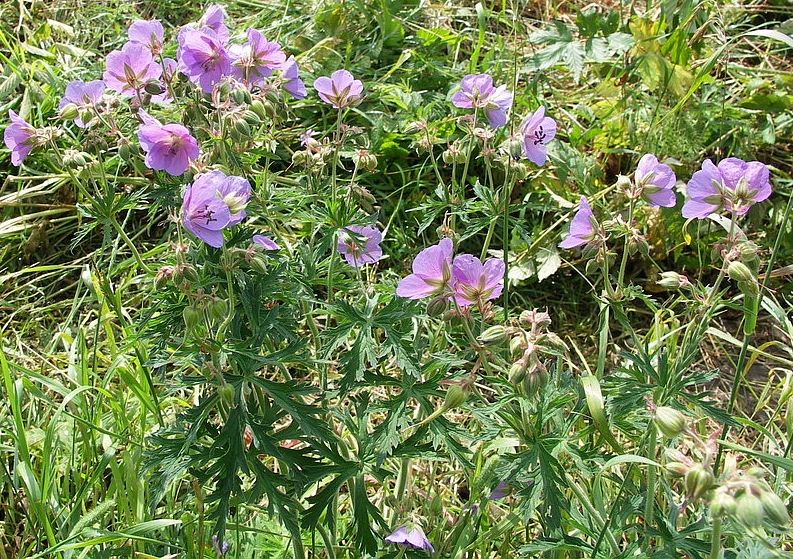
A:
[635, 154, 676, 207]
[211, 534, 229, 556]
[520, 106, 556, 166]
[252, 234, 279, 250]
[451, 254, 504, 307]
[314, 70, 363, 109]
[489, 481, 510, 500]
[682, 157, 772, 219]
[128, 20, 164, 56]
[178, 28, 231, 94]
[137, 110, 199, 175]
[198, 4, 229, 44]
[182, 181, 232, 248]
[337, 225, 382, 267]
[280, 56, 306, 99]
[4, 110, 38, 166]
[451, 74, 513, 129]
[229, 29, 286, 86]
[559, 196, 597, 249]
[103, 42, 162, 97]
[181, 171, 251, 248]
[396, 238, 453, 299]
[58, 80, 105, 128]
[385, 525, 434, 552]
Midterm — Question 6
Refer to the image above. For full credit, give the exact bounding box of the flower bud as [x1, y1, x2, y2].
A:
[665, 462, 690, 478]
[243, 110, 261, 127]
[522, 366, 547, 398]
[249, 255, 268, 274]
[442, 144, 466, 165]
[231, 87, 252, 105]
[502, 137, 523, 160]
[759, 490, 790, 526]
[426, 295, 448, 317]
[508, 358, 528, 384]
[62, 149, 89, 168]
[58, 102, 79, 121]
[654, 406, 687, 438]
[183, 306, 202, 332]
[444, 385, 468, 409]
[353, 149, 378, 172]
[509, 336, 526, 356]
[478, 325, 508, 345]
[291, 150, 311, 167]
[144, 80, 165, 95]
[710, 491, 737, 517]
[658, 271, 691, 290]
[154, 266, 175, 289]
[727, 261, 754, 284]
[207, 298, 228, 322]
[684, 465, 714, 501]
[233, 118, 251, 138]
[219, 384, 236, 407]
[736, 492, 765, 528]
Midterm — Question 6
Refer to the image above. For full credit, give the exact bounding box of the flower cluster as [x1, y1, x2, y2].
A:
[559, 155, 772, 250]
[396, 238, 504, 308]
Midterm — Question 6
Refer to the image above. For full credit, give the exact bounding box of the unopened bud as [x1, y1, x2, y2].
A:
[58, 102, 79, 121]
[478, 325, 508, 345]
[233, 118, 251, 138]
[154, 266, 175, 289]
[654, 406, 687, 438]
[658, 271, 691, 290]
[219, 384, 236, 407]
[353, 149, 378, 172]
[444, 385, 468, 409]
[292, 150, 311, 167]
[736, 492, 765, 528]
[231, 87, 252, 105]
[207, 298, 228, 322]
[710, 491, 737, 517]
[665, 462, 690, 478]
[509, 359, 528, 384]
[242, 110, 261, 127]
[62, 149, 89, 168]
[509, 336, 526, 356]
[426, 295, 448, 317]
[183, 306, 202, 332]
[759, 490, 790, 526]
[442, 145, 466, 165]
[728, 261, 754, 284]
[684, 465, 714, 501]
[144, 80, 165, 96]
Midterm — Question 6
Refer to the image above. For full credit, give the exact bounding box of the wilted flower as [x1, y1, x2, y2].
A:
[128, 20, 164, 56]
[103, 42, 163, 96]
[396, 238, 454, 299]
[385, 525, 434, 552]
[137, 110, 199, 175]
[280, 55, 306, 99]
[520, 106, 556, 166]
[229, 29, 286, 86]
[682, 158, 772, 218]
[181, 170, 251, 248]
[451, 254, 504, 307]
[58, 80, 105, 128]
[451, 74, 513, 129]
[489, 481, 510, 500]
[252, 234, 279, 250]
[337, 225, 382, 267]
[4, 110, 39, 166]
[177, 28, 231, 93]
[559, 197, 598, 249]
[314, 70, 363, 109]
[635, 154, 677, 207]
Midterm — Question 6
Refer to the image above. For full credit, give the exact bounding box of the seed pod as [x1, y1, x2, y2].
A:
[655, 406, 687, 438]
[736, 492, 765, 528]
[444, 385, 467, 409]
[684, 465, 714, 501]
[759, 490, 790, 526]
[710, 491, 737, 517]
[728, 261, 754, 284]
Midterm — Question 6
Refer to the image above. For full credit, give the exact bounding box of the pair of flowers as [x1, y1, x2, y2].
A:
[560, 155, 772, 249]
[451, 73, 557, 166]
[396, 238, 504, 307]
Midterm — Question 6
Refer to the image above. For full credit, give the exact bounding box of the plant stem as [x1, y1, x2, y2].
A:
[644, 422, 657, 541]
[566, 474, 621, 555]
[617, 197, 635, 289]
[709, 517, 722, 559]
[501, 173, 516, 321]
